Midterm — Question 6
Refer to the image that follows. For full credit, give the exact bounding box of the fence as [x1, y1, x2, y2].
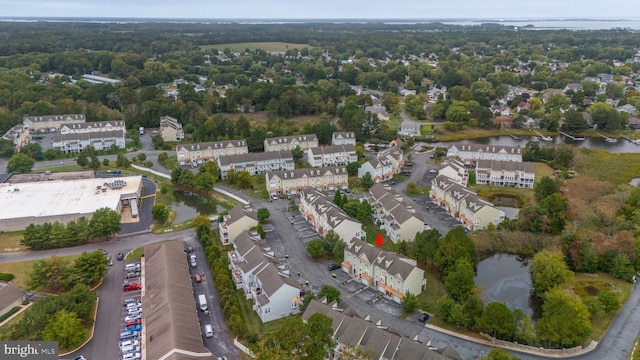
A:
[130, 164, 170, 180]
[213, 186, 250, 205]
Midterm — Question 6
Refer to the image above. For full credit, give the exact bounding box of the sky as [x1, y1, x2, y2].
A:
[0, 0, 639, 19]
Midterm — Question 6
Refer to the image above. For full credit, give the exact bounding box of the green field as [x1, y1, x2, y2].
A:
[201, 42, 311, 52]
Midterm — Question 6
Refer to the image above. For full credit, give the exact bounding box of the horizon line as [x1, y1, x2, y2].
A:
[0, 16, 639, 21]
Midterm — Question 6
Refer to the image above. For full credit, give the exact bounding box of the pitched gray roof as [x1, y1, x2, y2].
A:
[476, 159, 534, 173]
[299, 188, 361, 229]
[267, 166, 347, 180]
[217, 151, 292, 166]
[23, 114, 85, 123]
[225, 204, 257, 226]
[177, 139, 247, 152]
[60, 120, 124, 130]
[265, 134, 318, 145]
[345, 238, 417, 281]
[308, 144, 356, 156]
[52, 129, 124, 142]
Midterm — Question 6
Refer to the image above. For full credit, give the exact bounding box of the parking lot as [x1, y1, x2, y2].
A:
[118, 260, 143, 359]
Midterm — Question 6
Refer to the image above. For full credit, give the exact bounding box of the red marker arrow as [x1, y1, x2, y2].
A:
[376, 234, 383, 247]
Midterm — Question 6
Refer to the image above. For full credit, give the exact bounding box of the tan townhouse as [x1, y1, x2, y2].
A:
[365, 184, 424, 243]
[342, 238, 425, 303]
[378, 146, 404, 173]
[2, 125, 31, 151]
[357, 157, 393, 182]
[159, 116, 184, 142]
[475, 159, 535, 189]
[228, 231, 301, 322]
[446, 144, 523, 163]
[438, 157, 469, 186]
[265, 166, 348, 197]
[59, 120, 125, 135]
[298, 188, 364, 242]
[218, 204, 259, 245]
[217, 151, 294, 179]
[176, 140, 248, 166]
[331, 131, 356, 146]
[307, 144, 357, 167]
[23, 114, 85, 132]
[264, 134, 318, 152]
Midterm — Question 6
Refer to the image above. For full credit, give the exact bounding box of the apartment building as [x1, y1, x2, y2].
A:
[307, 144, 357, 167]
[438, 157, 469, 187]
[23, 114, 85, 132]
[265, 166, 348, 196]
[365, 184, 424, 243]
[342, 238, 425, 303]
[357, 157, 393, 182]
[59, 121, 126, 135]
[159, 116, 184, 142]
[52, 130, 125, 153]
[430, 175, 504, 231]
[446, 144, 523, 163]
[217, 151, 294, 179]
[331, 132, 356, 146]
[1, 125, 31, 151]
[264, 134, 318, 152]
[176, 140, 248, 166]
[475, 159, 535, 189]
[218, 204, 259, 245]
[298, 188, 364, 242]
[378, 146, 404, 173]
[228, 231, 301, 322]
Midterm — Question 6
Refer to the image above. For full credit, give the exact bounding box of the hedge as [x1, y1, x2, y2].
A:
[0, 307, 21, 322]
[0, 273, 14, 281]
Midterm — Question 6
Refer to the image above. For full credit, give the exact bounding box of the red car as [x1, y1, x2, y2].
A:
[123, 282, 141, 291]
[194, 274, 202, 283]
[125, 319, 142, 327]
[429, 154, 435, 159]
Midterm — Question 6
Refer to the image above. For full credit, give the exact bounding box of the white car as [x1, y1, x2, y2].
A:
[122, 353, 141, 360]
[204, 324, 213, 338]
[125, 314, 142, 322]
[119, 340, 139, 348]
[126, 303, 141, 310]
[429, 169, 438, 173]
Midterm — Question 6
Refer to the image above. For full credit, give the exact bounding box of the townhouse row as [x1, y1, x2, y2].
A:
[265, 166, 348, 196]
[298, 188, 364, 242]
[357, 146, 404, 182]
[365, 184, 424, 243]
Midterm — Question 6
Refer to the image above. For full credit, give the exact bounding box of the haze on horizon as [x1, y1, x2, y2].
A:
[0, 0, 639, 19]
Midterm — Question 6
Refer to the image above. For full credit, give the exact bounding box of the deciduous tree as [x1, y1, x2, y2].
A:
[89, 207, 121, 239]
[536, 288, 592, 348]
[152, 204, 170, 224]
[6, 153, 35, 173]
[531, 250, 573, 297]
[43, 310, 86, 349]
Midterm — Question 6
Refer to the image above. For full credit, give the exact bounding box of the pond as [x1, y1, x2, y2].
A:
[170, 188, 220, 224]
[497, 206, 520, 220]
[475, 253, 535, 317]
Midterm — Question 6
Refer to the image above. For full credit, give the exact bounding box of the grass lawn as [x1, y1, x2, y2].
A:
[158, 155, 178, 171]
[0, 231, 28, 253]
[0, 255, 80, 289]
[534, 162, 555, 183]
[474, 184, 534, 207]
[235, 289, 286, 338]
[573, 149, 640, 186]
[631, 333, 640, 360]
[125, 247, 144, 261]
[201, 42, 311, 52]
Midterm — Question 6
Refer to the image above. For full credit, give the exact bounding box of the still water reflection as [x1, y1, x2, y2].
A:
[476, 253, 534, 317]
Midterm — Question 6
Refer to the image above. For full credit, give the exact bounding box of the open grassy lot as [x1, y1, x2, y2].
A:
[0, 231, 27, 253]
[573, 149, 640, 186]
[235, 289, 286, 338]
[201, 42, 311, 52]
[0, 255, 80, 289]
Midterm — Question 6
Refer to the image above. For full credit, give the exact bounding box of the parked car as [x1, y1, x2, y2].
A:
[125, 263, 141, 271]
[122, 352, 141, 360]
[125, 314, 142, 322]
[127, 309, 142, 317]
[123, 282, 141, 291]
[117, 252, 125, 261]
[125, 319, 142, 327]
[418, 313, 430, 323]
[190, 254, 197, 268]
[194, 274, 202, 283]
[74, 356, 86, 360]
[204, 324, 213, 338]
[124, 324, 142, 332]
[123, 297, 139, 307]
[429, 154, 435, 159]
[119, 331, 139, 340]
[121, 345, 140, 354]
[327, 264, 341, 271]
[429, 169, 438, 173]
[107, 257, 113, 266]
[406, 162, 413, 167]
[119, 340, 139, 348]
[99, 248, 108, 255]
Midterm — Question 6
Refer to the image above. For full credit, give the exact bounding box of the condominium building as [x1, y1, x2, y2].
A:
[176, 140, 248, 166]
[2, 125, 31, 151]
[357, 157, 393, 182]
[59, 121, 126, 135]
[23, 114, 85, 132]
[52, 130, 125, 153]
[217, 151, 294, 179]
[265, 166, 348, 196]
[438, 157, 469, 187]
[365, 184, 424, 243]
[159, 116, 184, 142]
[331, 132, 356, 146]
[218, 204, 259, 245]
[298, 188, 364, 242]
[475, 159, 535, 189]
[264, 134, 318, 152]
[307, 145, 357, 167]
[446, 144, 523, 163]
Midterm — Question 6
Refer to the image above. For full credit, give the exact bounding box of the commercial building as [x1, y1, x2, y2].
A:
[446, 144, 523, 163]
[475, 159, 535, 189]
[217, 151, 294, 179]
[0, 175, 143, 232]
[159, 116, 184, 142]
[265, 166, 348, 197]
[307, 144, 357, 168]
[52, 130, 126, 153]
[228, 231, 301, 322]
[59, 120, 126, 135]
[298, 188, 364, 242]
[342, 238, 425, 302]
[177, 140, 248, 166]
[264, 134, 318, 152]
[365, 184, 424, 243]
[331, 132, 356, 146]
[23, 114, 85, 132]
[1, 125, 31, 151]
[218, 204, 259, 245]
[143, 241, 213, 360]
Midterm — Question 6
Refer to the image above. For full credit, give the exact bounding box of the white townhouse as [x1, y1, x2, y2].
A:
[176, 140, 248, 166]
[475, 159, 535, 189]
[342, 238, 425, 303]
[307, 144, 357, 167]
[447, 144, 523, 163]
[365, 184, 424, 243]
[357, 157, 393, 182]
[218, 204, 259, 245]
[398, 120, 421, 137]
[264, 134, 318, 152]
[298, 188, 364, 242]
[2, 125, 31, 151]
[438, 157, 469, 187]
[217, 151, 294, 179]
[265, 166, 348, 197]
[59, 121, 126, 135]
[159, 116, 184, 142]
[228, 231, 301, 322]
[23, 114, 85, 132]
[430, 175, 504, 231]
[331, 132, 356, 146]
[52, 130, 125, 153]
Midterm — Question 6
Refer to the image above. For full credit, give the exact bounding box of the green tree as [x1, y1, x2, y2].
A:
[116, 153, 130, 168]
[27, 255, 72, 292]
[435, 227, 477, 276]
[361, 172, 374, 191]
[292, 145, 304, 162]
[43, 310, 85, 348]
[443, 258, 476, 302]
[306, 239, 325, 259]
[76, 153, 88, 167]
[102, 158, 110, 166]
[562, 110, 589, 132]
[0, 138, 15, 158]
[236, 170, 253, 189]
[89, 207, 121, 239]
[257, 207, 271, 223]
[483, 348, 520, 360]
[356, 200, 373, 221]
[300, 313, 334, 360]
[534, 176, 559, 202]
[69, 250, 109, 288]
[531, 250, 574, 297]
[401, 291, 418, 313]
[195, 172, 215, 191]
[6, 153, 35, 173]
[597, 290, 621, 313]
[319, 285, 341, 302]
[333, 191, 344, 207]
[152, 204, 170, 224]
[202, 160, 220, 180]
[346, 162, 360, 176]
[412, 229, 441, 267]
[89, 155, 101, 170]
[536, 288, 592, 348]
[478, 302, 516, 340]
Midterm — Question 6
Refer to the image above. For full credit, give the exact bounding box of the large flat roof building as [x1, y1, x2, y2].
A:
[0, 175, 143, 231]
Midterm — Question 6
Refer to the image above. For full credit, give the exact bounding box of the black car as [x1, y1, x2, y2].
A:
[327, 264, 341, 271]
[117, 252, 125, 261]
[418, 313, 430, 323]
